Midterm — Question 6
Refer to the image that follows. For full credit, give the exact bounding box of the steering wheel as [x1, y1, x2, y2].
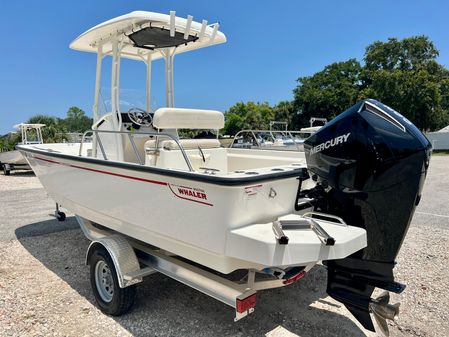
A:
[127, 107, 153, 127]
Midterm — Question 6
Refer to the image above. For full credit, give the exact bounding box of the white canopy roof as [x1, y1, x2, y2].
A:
[14, 123, 46, 130]
[70, 11, 227, 61]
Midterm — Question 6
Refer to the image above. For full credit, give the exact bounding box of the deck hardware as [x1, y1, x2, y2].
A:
[272, 221, 289, 245]
[199, 167, 220, 175]
[303, 211, 348, 227]
[54, 203, 66, 222]
[294, 169, 311, 211]
[279, 217, 336, 246]
[198, 145, 206, 162]
[309, 218, 335, 246]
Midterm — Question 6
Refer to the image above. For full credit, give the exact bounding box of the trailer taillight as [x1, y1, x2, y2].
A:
[282, 270, 306, 285]
[236, 293, 257, 313]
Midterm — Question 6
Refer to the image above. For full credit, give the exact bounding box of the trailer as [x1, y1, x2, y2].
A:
[76, 215, 318, 320]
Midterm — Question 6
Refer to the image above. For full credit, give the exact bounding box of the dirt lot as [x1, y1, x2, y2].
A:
[0, 156, 448, 337]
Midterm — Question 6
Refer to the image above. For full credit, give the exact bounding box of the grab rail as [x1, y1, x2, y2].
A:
[79, 129, 194, 171]
[230, 129, 312, 151]
[302, 212, 348, 227]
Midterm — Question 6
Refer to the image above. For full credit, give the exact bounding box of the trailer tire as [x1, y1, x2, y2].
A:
[3, 164, 10, 176]
[89, 246, 136, 316]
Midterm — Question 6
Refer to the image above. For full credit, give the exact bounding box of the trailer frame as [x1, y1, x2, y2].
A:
[76, 215, 311, 320]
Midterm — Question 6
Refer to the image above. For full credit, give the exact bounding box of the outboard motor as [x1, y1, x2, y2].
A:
[302, 99, 431, 335]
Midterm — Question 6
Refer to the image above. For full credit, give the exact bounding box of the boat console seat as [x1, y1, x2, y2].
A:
[123, 134, 155, 163]
[144, 138, 227, 173]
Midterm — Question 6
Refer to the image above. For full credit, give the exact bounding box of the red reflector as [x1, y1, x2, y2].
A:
[236, 294, 257, 313]
[282, 270, 306, 285]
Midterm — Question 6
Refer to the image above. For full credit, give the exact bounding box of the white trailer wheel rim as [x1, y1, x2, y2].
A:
[95, 260, 114, 303]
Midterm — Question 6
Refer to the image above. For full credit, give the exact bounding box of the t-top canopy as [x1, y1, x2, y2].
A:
[70, 11, 227, 61]
[14, 123, 46, 130]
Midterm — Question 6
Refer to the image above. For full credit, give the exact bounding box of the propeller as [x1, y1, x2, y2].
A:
[369, 291, 400, 336]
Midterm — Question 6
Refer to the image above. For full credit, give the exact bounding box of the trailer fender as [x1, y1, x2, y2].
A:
[86, 235, 142, 288]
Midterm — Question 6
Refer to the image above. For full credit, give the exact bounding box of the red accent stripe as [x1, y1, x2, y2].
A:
[35, 156, 167, 186]
[168, 184, 213, 207]
[34, 155, 213, 207]
[244, 184, 263, 189]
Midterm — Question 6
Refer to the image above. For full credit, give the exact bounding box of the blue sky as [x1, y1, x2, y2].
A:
[0, 0, 448, 134]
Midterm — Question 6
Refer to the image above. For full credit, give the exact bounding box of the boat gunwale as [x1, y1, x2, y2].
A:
[17, 145, 306, 187]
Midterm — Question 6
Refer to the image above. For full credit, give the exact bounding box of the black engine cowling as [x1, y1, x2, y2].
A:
[303, 99, 431, 332]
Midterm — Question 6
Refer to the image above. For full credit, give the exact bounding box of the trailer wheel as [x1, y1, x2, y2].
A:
[3, 164, 10, 176]
[89, 246, 136, 315]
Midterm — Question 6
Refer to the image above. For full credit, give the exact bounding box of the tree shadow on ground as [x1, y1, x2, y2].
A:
[16, 218, 368, 337]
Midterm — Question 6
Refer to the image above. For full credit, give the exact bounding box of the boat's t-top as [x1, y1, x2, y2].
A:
[13, 123, 45, 145]
[70, 11, 226, 161]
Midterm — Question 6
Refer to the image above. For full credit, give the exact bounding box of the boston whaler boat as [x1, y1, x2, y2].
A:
[18, 11, 431, 335]
[0, 123, 45, 175]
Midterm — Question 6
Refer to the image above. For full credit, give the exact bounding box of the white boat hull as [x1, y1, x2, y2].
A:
[19, 144, 367, 273]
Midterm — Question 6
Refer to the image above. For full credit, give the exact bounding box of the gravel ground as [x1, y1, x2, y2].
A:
[0, 157, 448, 337]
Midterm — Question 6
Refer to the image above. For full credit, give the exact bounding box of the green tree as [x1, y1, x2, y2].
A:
[293, 59, 362, 128]
[273, 101, 297, 129]
[27, 114, 68, 143]
[0, 133, 20, 151]
[361, 36, 449, 131]
[223, 101, 275, 135]
[223, 113, 244, 136]
[64, 106, 92, 132]
[364, 36, 439, 72]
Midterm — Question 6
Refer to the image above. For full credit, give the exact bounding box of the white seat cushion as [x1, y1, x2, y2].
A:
[153, 108, 224, 129]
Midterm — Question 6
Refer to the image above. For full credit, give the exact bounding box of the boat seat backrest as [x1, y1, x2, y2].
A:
[153, 108, 224, 130]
